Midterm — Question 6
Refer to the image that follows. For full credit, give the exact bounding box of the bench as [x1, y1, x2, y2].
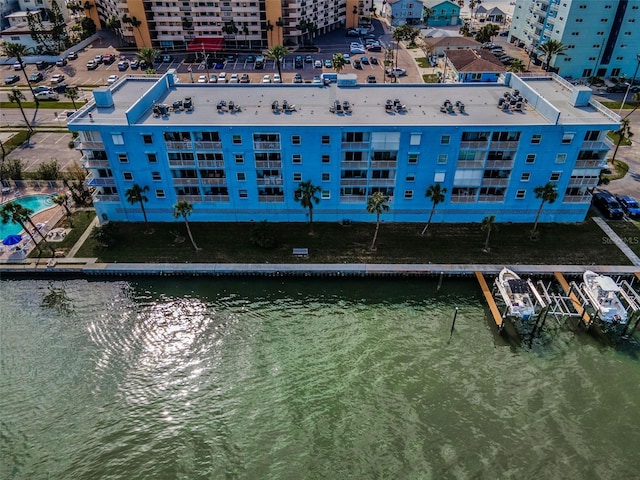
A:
[292, 248, 309, 258]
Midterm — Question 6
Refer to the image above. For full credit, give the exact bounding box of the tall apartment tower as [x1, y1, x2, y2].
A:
[510, 0, 640, 78]
[103, 0, 369, 51]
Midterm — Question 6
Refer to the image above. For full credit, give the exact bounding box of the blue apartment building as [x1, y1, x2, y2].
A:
[510, 0, 640, 79]
[67, 71, 618, 226]
[385, 0, 425, 26]
[422, 0, 462, 26]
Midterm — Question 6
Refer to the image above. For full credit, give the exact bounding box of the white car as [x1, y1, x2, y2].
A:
[262, 74, 271, 83]
[218, 72, 227, 82]
[312, 76, 322, 84]
[197, 75, 207, 83]
[107, 74, 119, 85]
[273, 73, 282, 83]
[50, 74, 65, 84]
[314, 60, 322, 68]
[228, 73, 239, 83]
[209, 74, 218, 83]
[350, 47, 366, 55]
[35, 90, 59, 100]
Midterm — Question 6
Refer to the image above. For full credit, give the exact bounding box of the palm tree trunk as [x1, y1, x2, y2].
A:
[421, 206, 436, 235]
[308, 204, 314, 235]
[370, 214, 380, 250]
[484, 229, 491, 250]
[183, 217, 198, 250]
[532, 200, 545, 233]
[611, 135, 624, 163]
[19, 62, 39, 106]
[139, 200, 149, 228]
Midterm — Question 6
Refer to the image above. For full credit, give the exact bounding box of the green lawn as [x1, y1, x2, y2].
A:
[74, 218, 633, 265]
[607, 220, 640, 257]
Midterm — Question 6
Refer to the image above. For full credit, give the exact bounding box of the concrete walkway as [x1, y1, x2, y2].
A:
[592, 216, 640, 266]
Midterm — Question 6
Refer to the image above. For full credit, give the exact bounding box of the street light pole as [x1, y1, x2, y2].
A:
[619, 53, 640, 115]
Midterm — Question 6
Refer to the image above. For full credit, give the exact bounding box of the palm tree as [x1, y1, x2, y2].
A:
[125, 184, 150, 231]
[222, 20, 239, 48]
[1, 42, 39, 105]
[509, 58, 526, 73]
[266, 20, 274, 45]
[538, 39, 567, 72]
[136, 47, 158, 67]
[481, 215, 497, 252]
[532, 182, 558, 234]
[8, 89, 34, 146]
[264, 45, 290, 81]
[295, 180, 322, 235]
[332, 53, 347, 74]
[366, 192, 389, 251]
[173, 200, 199, 251]
[421, 184, 447, 235]
[611, 118, 633, 164]
[52, 193, 73, 227]
[64, 87, 80, 110]
[392, 27, 404, 74]
[1, 202, 45, 255]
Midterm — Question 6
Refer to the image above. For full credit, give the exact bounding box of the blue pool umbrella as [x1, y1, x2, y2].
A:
[2, 234, 22, 246]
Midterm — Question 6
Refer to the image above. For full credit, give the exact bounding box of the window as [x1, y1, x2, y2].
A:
[404, 190, 414, 199]
[142, 134, 153, 144]
[239, 190, 248, 198]
[521, 172, 531, 182]
[118, 153, 128, 163]
[123, 172, 133, 181]
[234, 154, 244, 164]
[237, 172, 246, 181]
[600, 18, 608, 22]
[556, 153, 567, 164]
[152, 171, 161, 181]
[562, 133, 574, 144]
[434, 172, 445, 183]
[597, 31, 604, 35]
[576, 18, 583, 22]
[550, 172, 561, 182]
[147, 153, 157, 163]
[322, 172, 330, 181]
[406, 174, 416, 182]
[321, 190, 330, 199]
[155, 189, 165, 198]
[531, 134, 541, 144]
[321, 154, 330, 163]
[321, 135, 330, 144]
[112, 133, 124, 145]
[292, 154, 302, 164]
[410, 133, 421, 145]
[437, 154, 448, 164]
[571, 32, 579, 36]
[440, 135, 450, 145]
[516, 189, 526, 199]
[293, 172, 302, 182]
[408, 153, 419, 164]
[526, 154, 536, 163]
[232, 134, 242, 144]
[291, 135, 301, 145]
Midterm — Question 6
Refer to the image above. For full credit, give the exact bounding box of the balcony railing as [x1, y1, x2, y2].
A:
[256, 177, 283, 186]
[369, 178, 395, 186]
[198, 160, 225, 168]
[341, 161, 368, 168]
[195, 141, 223, 150]
[340, 179, 368, 186]
[172, 178, 200, 185]
[575, 159, 606, 169]
[563, 194, 591, 203]
[165, 141, 193, 150]
[201, 178, 227, 185]
[460, 140, 489, 150]
[255, 161, 282, 168]
[176, 195, 201, 203]
[258, 195, 284, 202]
[169, 159, 196, 167]
[490, 140, 519, 150]
[253, 142, 281, 150]
[340, 196, 367, 203]
[370, 160, 397, 168]
[74, 139, 104, 150]
[86, 174, 115, 187]
[581, 139, 613, 150]
[341, 141, 370, 149]
[456, 160, 484, 169]
[450, 195, 476, 203]
[94, 194, 120, 202]
[81, 156, 110, 168]
[478, 195, 505, 202]
[568, 177, 598, 187]
[485, 159, 514, 168]
[203, 195, 230, 202]
[482, 178, 510, 187]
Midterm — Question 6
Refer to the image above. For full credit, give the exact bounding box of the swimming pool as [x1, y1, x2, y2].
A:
[0, 194, 56, 239]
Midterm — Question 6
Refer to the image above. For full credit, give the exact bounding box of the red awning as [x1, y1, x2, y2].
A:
[187, 37, 224, 52]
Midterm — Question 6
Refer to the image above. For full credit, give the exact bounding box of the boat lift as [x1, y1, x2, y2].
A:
[489, 275, 547, 334]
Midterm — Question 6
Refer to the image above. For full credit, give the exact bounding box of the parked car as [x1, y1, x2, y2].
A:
[87, 60, 98, 70]
[130, 59, 140, 69]
[50, 74, 65, 84]
[214, 61, 224, 69]
[342, 53, 351, 63]
[117, 61, 129, 71]
[293, 73, 303, 83]
[294, 55, 303, 68]
[29, 72, 44, 83]
[162, 54, 172, 63]
[218, 72, 227, 82]
[4, 74, 20, 85]
[52, 83, 67, 93]
[273, 73, 282, 83]
[240, 73, 250, 83]
[592, 192, 624, 219]
[367, 74, 377, 83]
[197, 75, 207, 83]
[67, 51, 78, 60]
[606, 83, 628, 93]
[615, 195, 640, 219]
[305, 54, 313, 64]
[246, 55, 256, 63]
[13, 61, 24, 71]
[208, 74, 218, 83]
[324, 58, 333, 68]
[255, 55, 265, 69]
[370, 56, 378, 65]
[346, 29, 360, 37]
[361, 56, 369, 65]
[314, 59, 322, 68]
[56, 58, 67, 67]
[35, 91, 59, 101]
[312, 76, 322, 84]
[36, 60, 48, 70]
[386, 67, 407, 77]
[262, 74, 271, 83]
[353, 59, 362, 69]
[366, 45, 382, 52]
[107, 74, 119, 85]
[33, 86, 52, 93]
[228, 73, 239, 83]
[93, 54, 104, 64]
[499, 30, 509, 36]
[350, 47, 366, 55]
[103, 54, 115, 64]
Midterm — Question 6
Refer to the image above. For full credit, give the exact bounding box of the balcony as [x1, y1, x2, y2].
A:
[485, 159, 514, 169]
[255, 160, 282, 168]
[341, 161, 368, 168]
[450, 195, 476, 203]
[370, 160, 397, 168]
[258, 195, 284, 202]
[581, 139, 613, 150]
[201, 178, 227, 185]
[482, 177, 510, 187]
[456, 160, 484, 169]
[340, 179, 368, 186]
[81, 155, 109, 168]
[94, 194, 120, 202]
[340, 196, 367, 203]
[563, 194, 591, 203]
[176, 195, 201, 203]
[195, 141, 223, 150]
[490, 140, 519, 150]
[86, 175, 115, 187]
[253, 142, 281, 150]
[74, 139, 104, 150]
[369, 178, 395, 186]
[341, 141, 370, 149]
[460, 140, 489, 150]
[568, 177, 598, 187]
[198, 160, 225, 168]
[478, 195, 505, 202]
[203, 195, 230, 202]
[575, 159, 606, 169]
[169, 159, 196, 167]
[165, 141, 193, 150]
[172, 178, 200, 186]
[256, 176, 283, 186]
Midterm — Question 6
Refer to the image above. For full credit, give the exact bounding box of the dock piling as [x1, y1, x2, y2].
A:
[449, 307, 458, 340]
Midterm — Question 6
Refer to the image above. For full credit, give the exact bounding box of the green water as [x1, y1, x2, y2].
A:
[1, 278, 639, 479]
